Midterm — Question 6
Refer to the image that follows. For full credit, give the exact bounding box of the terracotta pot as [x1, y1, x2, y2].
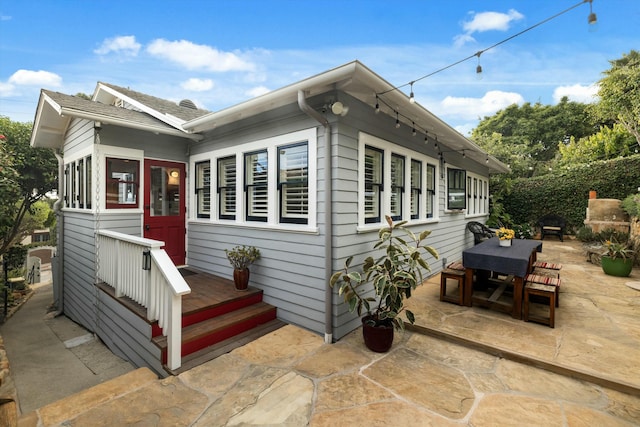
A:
[361, 315, 394, 353]
[601, 256, 633, 277]
[233, 268, 250, 291]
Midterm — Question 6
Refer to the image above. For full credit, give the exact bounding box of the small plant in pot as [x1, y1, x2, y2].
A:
[330, 216, 438, 352]
[225, 245, 261, 291]
[601, 239, 634, 277]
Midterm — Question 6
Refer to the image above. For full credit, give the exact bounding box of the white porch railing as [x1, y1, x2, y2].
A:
[96, 229, 191, 370]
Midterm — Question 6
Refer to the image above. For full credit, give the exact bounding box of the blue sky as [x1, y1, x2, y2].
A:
[1, 0, 638, 135]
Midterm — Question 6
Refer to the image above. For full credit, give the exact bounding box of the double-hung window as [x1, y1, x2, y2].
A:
[447, 168, 466, 211]
[364, 146, 383, 224]
[245, 150, 268, 222]
[465, 172, 489, 215]
[217, 156, 236, 219]
[106, 157, 140, 209]
[410, 160, 421, 220]
[390, 154, 405, 220]
[278, 142, 308, 224]
[195, 161, 211, 218]
[425, 164, 435, 218]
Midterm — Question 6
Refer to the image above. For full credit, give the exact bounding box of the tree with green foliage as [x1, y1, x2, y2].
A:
[472, 98, 596, 177]
[0, 116, 57, 257]
[591, 50, 640, 146]
[557, 123, 637, 166]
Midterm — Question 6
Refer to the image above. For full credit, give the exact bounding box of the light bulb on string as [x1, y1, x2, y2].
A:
[374, 95, 380, 114]
[587, 0, 598, 32]
[409, 82, 415, 104]
[412, 122, 416, 136]
[475, 51, 483, 80]
[424, 133, 429, 145]
[395, 111, 400, 128]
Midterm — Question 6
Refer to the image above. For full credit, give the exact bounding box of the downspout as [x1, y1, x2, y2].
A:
[52, 150, 64, 315]
[297, 90, 333, 344]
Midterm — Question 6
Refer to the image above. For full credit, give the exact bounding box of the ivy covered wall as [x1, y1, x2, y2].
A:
[492, 154, 640, 232]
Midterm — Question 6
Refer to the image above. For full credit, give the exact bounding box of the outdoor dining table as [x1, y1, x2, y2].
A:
[462, 237, 543, 319]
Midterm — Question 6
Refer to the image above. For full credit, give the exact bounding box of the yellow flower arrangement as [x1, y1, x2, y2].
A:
[496, 227, 515, 241]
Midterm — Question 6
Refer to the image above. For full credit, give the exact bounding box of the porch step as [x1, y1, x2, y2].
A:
[165, 318, 287, 375]
[153, 301, 278, 364]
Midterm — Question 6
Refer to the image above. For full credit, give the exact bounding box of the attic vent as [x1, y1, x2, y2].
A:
[179, 99, 197, 110]
[114, 98, 125, 108]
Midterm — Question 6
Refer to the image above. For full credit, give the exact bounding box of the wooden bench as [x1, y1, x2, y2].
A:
[524, 282, 557, 328]
[439, 261, 465, 305]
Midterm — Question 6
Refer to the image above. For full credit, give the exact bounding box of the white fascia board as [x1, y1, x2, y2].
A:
[96, 83, 188, 130]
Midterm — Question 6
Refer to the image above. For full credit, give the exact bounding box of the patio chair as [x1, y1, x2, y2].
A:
[538, 214, 566, 242]
[466, 221, 494, 245]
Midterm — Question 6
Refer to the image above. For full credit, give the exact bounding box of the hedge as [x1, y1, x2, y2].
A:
[493, 154, 640, 232]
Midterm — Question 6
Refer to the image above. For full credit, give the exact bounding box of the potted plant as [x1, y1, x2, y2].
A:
[496, 227, 515, 247]
[330, 216, 438, 352]
[601, 239, 634, 277]
[225, 245, 261, 291]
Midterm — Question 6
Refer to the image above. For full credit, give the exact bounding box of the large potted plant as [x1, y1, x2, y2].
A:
[601, 239, 634, 277]
[330, 216, 438, 352]
[225, 245, 261, 291]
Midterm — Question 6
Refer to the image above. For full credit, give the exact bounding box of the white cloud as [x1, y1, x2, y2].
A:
[440, 90, 525, 120]
[553, 83, 599, 104]
[463, 9, 524, 33]
[245, 86, 270, 98]
[181, 78, 214, 92]
[94, 35, 141, 56]
[9, 69, 62, 87]
[147, 39, 255, 72]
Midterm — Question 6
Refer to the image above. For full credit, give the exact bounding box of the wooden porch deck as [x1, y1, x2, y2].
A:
[97, 267, 284, 374]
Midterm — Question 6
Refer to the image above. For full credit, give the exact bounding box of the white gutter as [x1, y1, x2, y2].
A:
[297, 90, 333, 345]
[59, 107, 204, 141]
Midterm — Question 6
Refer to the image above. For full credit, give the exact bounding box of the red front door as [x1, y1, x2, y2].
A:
[144, 159, 186, 265]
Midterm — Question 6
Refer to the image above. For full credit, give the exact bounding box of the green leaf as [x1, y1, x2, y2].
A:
[406, 310, 415, 324]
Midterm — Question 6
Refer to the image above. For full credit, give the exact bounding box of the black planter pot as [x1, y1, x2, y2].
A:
[362, 314, 394, 353]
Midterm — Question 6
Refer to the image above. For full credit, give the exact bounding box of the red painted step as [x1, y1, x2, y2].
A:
[153, 301, 277, 363]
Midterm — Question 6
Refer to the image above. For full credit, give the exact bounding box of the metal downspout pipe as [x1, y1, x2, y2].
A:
[297, 90, 333, 344]
[52, 150, 64, 315]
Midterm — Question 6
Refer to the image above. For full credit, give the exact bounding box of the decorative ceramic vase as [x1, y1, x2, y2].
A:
[233, 268, 250, 291]
[361, 315, 394, 353]
[601, 256, 633, 277]
[499, 239, 512, 247]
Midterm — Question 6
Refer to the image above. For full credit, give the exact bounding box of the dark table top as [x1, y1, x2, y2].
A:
[462, 238, 543, 277]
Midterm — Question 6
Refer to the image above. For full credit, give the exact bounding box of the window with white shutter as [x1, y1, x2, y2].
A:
[245, 150, 268, 222]
[390, 154, 405, 220]
[278, 142, 308, 224]
[217, 156, 236, 219]
[364, 146, 383, 224]
[195, 161, 211, 218]
[410, 159, 421, 219]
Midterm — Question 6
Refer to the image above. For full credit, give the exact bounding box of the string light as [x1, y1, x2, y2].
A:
[587, 0, 598, 32]
[409, 82, 415, 104]
[374, 95, 380, 114]
[475, 51, 483, 80]
[395, 111, 400, 128]
[377, 0, 595, 99]
[412, 122, 417, 136]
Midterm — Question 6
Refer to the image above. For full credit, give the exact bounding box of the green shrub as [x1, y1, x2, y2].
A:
[621, 193, 640, 217]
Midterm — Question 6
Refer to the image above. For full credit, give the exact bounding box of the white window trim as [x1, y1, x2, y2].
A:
[189, 128, 317, 232]
[63, 146, 93, 211]
[358, 132, 439, 231]
[96, 145, 144, 214]
[465, 170, 490, 218]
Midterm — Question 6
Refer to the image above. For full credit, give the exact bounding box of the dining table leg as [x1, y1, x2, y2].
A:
[513, 276, 524, 319]
[464, 268, 474, 306]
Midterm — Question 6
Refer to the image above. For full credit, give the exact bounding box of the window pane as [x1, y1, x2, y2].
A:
[218, 157, 236, 219]
[390, 154, 404, 219]
[149, 166, 180, 217]
[447, 169, 466, 210]
[196, 161, 211, 218]
[106, 158, 139, 209]
[364, 146, 383, 223]
[245, 151, 268, 221]
[410, 159, 421, 219]
[426, 164, 435, 218]
[86, 156, 92, 209]
[78, 159, 85, 208]
[279, 143, 308, 223]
